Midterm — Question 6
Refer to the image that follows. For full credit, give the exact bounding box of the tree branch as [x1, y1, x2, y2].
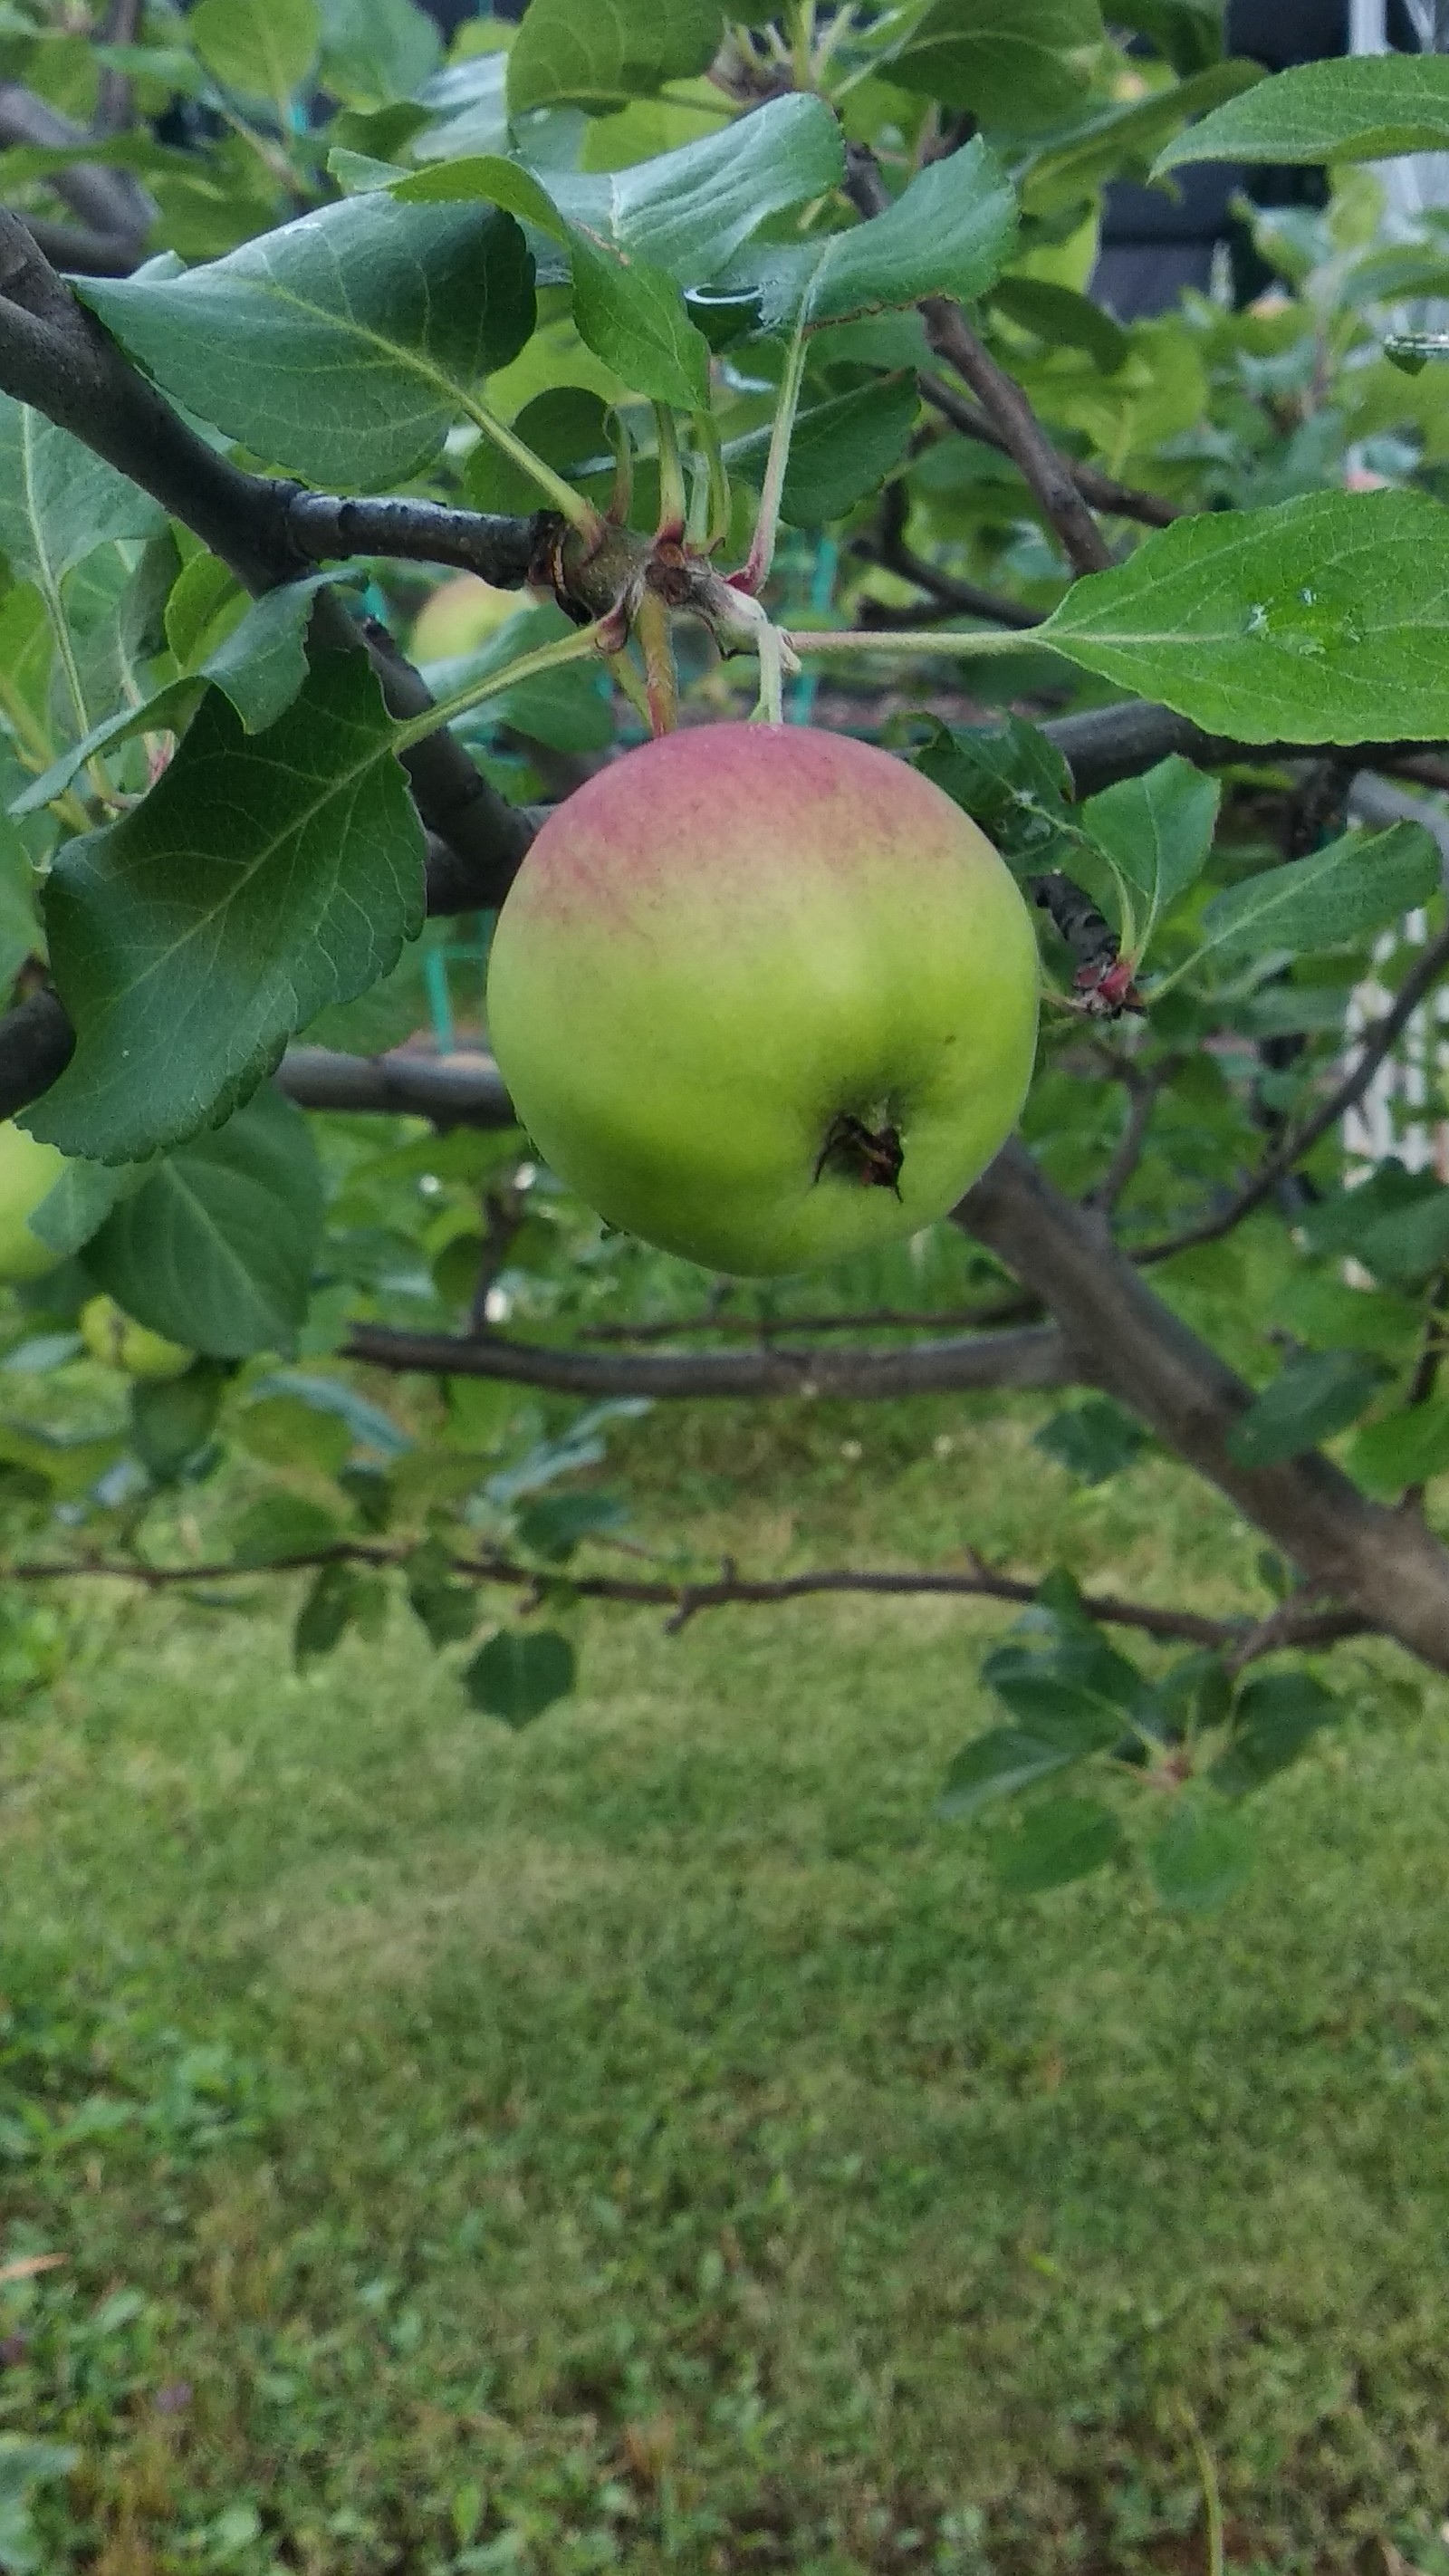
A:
[0, 216, 543, 920]
[15, 215, 139, 275]
[919, 369, 1181, 531]
[0, 82, 151, 245]
[283, 491, 549, 591]
[277, 1046, 516, 1125]
[1137, 913, 1449, 1266]
[842, 149, 1113, 578]
[343, 1319, 1072, 1398]
[957, 1139, 1449, 1670]
[3, 1538, 1323, 1658]
[851, 479, 1042, 631]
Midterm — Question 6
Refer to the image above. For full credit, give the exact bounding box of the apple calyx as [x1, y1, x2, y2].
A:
[813, 1111, 906, 1199]
[533, 515, 800, 728]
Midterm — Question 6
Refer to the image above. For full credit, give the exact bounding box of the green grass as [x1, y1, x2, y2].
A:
[5, 1390, 1449, 2575]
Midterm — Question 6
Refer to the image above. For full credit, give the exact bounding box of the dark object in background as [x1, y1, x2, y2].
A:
[1094, 0, 1425, 319]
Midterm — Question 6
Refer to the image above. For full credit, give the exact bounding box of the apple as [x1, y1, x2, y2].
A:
[0, 1120, 68, 1283]
[409, 572, 522, 665]
[485, 723, 1039, 1275]
[79, 1294, 194, 1381]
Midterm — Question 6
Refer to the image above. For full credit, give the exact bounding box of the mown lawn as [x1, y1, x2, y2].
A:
[5, 1389, 1449, 2575]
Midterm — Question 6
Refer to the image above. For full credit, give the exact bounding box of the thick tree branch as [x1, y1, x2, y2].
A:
[0, 216, 542, 917]
[277, 1046, 516, 1125]
[957, 1140, 1449, 1670]
[4, 1539, 1317, 1658]
[344, 1320, 1072, 1397]
[919, 369, 1181, 530]
[16, 215, 139, 274]
[283, 491, 549, 591]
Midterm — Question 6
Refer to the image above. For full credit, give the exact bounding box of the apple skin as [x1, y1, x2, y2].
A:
[79, 1294, 195, 1381]
[485, 723, 1039, 1275]
[0, 1120, 68, 1283]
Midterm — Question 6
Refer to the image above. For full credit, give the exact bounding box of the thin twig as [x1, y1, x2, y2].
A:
[851, 479, 1042, 631]
[2, 1540, 1335, 1657]
[919, 370, 1181, 529]
[1084, 1059, 1166, 1215]
[1137, 915, 1449, 1265]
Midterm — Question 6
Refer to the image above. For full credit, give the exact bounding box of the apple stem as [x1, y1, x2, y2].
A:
[733, 321, 809, 598]
[462, 396, 606, 543]
[635, 588, 679, 735]
[606, 646, 655, 732]
[390, 621, 607, 752]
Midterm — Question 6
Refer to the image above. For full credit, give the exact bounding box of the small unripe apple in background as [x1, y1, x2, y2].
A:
[409, 572, 521, 664]
[0, 1120, 68, 1283]
[486, 724, 1039, 1276]
[80, 1294, 194, 1380]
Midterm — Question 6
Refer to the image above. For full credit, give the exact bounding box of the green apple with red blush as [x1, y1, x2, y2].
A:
[485, 723, 1039, 1277]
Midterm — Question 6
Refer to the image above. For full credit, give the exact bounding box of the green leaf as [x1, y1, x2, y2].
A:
[77, 196, 535, 492]
[129, 1360, 226, 1484]
[0, 394, 164, 595]
[29, 652, 425, 1164]
[546, 92, 844, 283]
[82, 1088, 324, 1360]
[389, 152, 709, 409]
[464, 385, 613, 515]
[317, 0, 441, 109]
[913, 715, 1077, 867]
[1353, 1189, 1449, 1291]
[13, 573, 341, 815]
[423, 601, 613, 755]
[569, 224, 711, 409]
[984, 1630, 1143, 1729]
[939, 1722, 1094, 1818]
[190, 0, 319, 101]
[464, 1626, 576, 1727]
[26, 1156, 139, 1260]
[1040, 492, 1449, 745]
[1350, 1398, 1449, 1498]
[1022, 58, 1263, 212]
[989, 274, 1128, 373]
[405, 1539, 479, 1648]
[513, 1491, 629, 1561]
[984, 1795, 1122, 1893]
[1155, 53, 1449, 177]
[1224, 1349, 1382, 1468]
[234, 1392, 351, 1476]
[1147, 1802, 1253, 1909]
[891, 0, 1104, 131]
[293, 1560, 375, 1667]
[1033, 1398, 1147, 1486]
[724, 137, 1017, 333]
[1080, 755, 1220, 954]
[1211, 1670, 1337, 1799]
[1109, 0, 1223, 75]
[724, 374, 918, 528]
[232, 1491, 339, 1568]
[1194, 823, 1439, 974]
[507, 0, 722, 117]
